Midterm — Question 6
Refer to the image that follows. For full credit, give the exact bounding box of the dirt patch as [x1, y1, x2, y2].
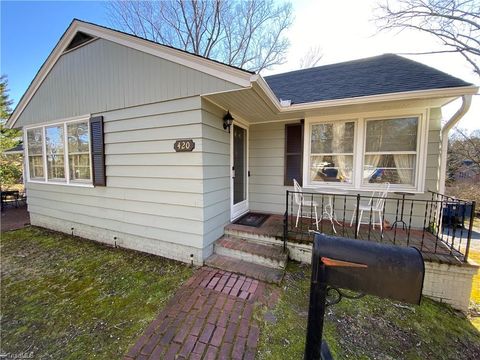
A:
[1, 205, 30, 232]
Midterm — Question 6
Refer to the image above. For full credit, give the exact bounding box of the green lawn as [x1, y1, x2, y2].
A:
[256, 263, 480, 360]
[1, 227, 193, 359]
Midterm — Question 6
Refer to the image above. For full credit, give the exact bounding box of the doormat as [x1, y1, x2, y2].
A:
[234, 212, 270, 228]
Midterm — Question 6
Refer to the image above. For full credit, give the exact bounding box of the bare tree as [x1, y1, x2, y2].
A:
[446, 127, 480, 202]
[106, 0, 293, 72]
[449, 127, 480, 166]
[375, 0, 480, 77]
[299, 45, 323, 69]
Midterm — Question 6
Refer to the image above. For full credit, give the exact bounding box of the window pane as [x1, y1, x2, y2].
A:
[46, 125, 65, 180]
[363, 154, 416, 185]
[27, 128, 43, 155]
[29, 156, 44, 179]
[47, 155, 65, 179]
[69, 154, 91, 180]
[311, 122, 354, 154]
[366, 117, 418, 152]
[68, 122, 90, 153]
[310, 155, 353, 183]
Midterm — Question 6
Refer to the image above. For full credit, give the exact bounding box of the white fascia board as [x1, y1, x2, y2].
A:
[7, 20, 252, 128]
[250, 74, 282, 112]
[285, 85, 478, 111]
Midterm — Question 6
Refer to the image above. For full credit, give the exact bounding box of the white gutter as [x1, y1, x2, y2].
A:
[439, 94, 473, 194]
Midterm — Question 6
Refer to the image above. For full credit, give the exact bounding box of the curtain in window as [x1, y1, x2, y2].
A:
[333, 123, 346, 179]
[393, 154, 415, 184]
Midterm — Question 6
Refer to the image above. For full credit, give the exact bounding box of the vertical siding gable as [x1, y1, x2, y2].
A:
[16, 38, 242, 126]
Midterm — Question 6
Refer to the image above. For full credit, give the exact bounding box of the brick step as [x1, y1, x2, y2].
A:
[214, 235, 288, 269]
[224, 226, 283, 246]
[205, 254, 284, 284]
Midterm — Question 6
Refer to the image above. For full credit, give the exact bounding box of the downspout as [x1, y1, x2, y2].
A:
[439, 95, 473, 194]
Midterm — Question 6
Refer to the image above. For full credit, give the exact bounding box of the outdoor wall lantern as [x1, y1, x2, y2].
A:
[223, 111, 234, 133]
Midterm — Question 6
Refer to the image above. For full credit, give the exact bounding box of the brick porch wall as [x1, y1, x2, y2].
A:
[285, 241, 478, 313]
[423, 261, 478, 312]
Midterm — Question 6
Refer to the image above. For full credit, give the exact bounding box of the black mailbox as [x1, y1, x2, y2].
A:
[316, 234, 424, 304]
[305, 233, 425, 360]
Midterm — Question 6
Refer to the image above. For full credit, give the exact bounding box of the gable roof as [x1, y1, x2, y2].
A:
[264, 54, 474, 105]
[7, 19, 254, 127]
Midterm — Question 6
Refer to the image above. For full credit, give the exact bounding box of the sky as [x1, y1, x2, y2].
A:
[1, 0, 479, 131]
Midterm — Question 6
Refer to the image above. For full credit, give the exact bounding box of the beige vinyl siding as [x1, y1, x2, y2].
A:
[16, 38, 240, 127]
[249, 121, 298, 214]
[200, 99, 231, 247]
[26, 96, 212, 260]
[425, 107, 442, 193]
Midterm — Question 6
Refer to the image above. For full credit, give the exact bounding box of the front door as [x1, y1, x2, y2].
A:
[231, 123, 248, 220]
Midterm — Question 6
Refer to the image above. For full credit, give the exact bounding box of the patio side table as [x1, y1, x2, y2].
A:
[314, 188, 349, 233]
[391, 191, 415, 230]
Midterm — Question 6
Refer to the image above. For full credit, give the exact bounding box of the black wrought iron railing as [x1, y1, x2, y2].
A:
[283, 189, 476, 262]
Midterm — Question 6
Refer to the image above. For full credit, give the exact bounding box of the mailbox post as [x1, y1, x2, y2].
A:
[304, 233, 425, 360]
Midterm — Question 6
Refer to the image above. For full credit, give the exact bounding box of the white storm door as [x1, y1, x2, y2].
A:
[231, 123, 249, 220]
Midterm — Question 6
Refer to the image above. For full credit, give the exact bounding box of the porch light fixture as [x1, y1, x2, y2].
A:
[223, 111, 234, 133]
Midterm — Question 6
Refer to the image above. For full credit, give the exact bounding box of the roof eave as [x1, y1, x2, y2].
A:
[285, 85, 478, 111]
[251, 75, 478, 113]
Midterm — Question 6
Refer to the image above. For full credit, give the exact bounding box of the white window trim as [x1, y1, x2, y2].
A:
[24, 114, 94, 187]
[306, 119, 358, 188]
[303, 109, 429, 193]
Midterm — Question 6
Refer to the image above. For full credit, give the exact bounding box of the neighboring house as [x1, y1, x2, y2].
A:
[454, 160, 480, 182]
[7, 20, 478, 311]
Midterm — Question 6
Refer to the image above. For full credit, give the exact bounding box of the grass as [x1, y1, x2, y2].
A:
[256, 262, 480, 360]
[1, 226, 193, 359]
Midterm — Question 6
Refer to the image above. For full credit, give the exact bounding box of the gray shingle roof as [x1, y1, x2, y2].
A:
[264, 54, 473, 105]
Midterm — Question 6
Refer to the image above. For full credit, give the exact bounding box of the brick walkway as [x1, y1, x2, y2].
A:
[124, 267, 271, 360]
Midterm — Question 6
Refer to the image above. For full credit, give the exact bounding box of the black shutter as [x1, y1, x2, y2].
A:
[90, 116, 106, 186]
[284, 122, 304, 186]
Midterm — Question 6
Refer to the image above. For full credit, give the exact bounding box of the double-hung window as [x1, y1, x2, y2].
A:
[45, 125, 66, 181]
[309, 121, 355, 184]
[67, 122, 91, 181]
[26, 119, 92, 185]
[363, 117, 418, 186]
[27, 128, 45, 180]
[306, 114, 422, 191]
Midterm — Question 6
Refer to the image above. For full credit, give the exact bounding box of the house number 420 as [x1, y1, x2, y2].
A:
[174, 139, 195, 152]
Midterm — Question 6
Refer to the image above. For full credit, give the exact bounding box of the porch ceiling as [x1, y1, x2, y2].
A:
[203, 87, 304, 124]
[203, 85, 458, 125]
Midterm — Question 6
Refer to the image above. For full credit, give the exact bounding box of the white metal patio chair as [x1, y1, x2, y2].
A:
[350, 182, 390, 233]
[293, 179, 319, 230]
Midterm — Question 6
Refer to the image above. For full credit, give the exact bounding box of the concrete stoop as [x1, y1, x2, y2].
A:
[205, 234, 288, 284]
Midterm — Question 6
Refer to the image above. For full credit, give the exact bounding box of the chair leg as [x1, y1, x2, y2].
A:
[357, 210, 364, 234]
[378, 210, 383, 232]
[372, 211, 375, 230]
[314, 205, 319, 230]
[296, 204, 302, 227]
[350, 208, 356, 227]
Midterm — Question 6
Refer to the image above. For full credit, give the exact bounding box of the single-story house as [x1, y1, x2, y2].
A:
[7, 20, 478, 311]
